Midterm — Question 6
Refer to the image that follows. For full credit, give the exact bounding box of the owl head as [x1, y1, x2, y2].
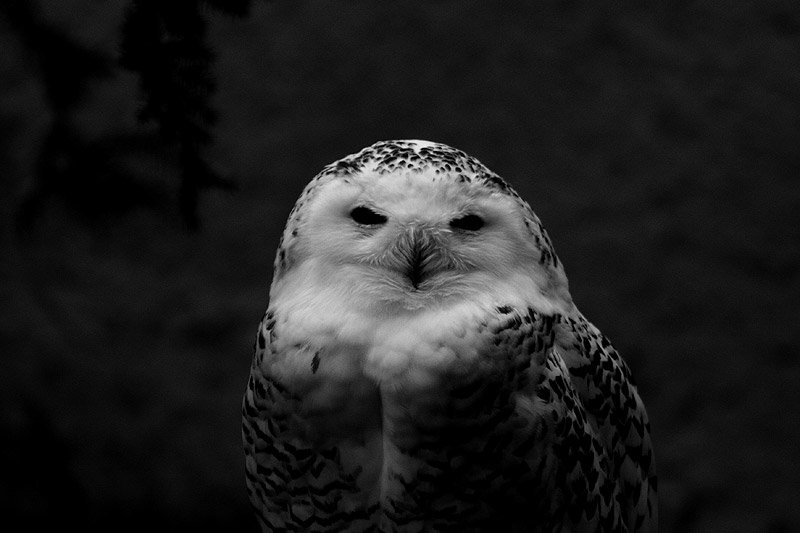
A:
[270, 140, 572, 315]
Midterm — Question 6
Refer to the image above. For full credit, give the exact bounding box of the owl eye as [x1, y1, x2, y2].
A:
[450, 214, 484, 231]
[350, 206, 388, 225]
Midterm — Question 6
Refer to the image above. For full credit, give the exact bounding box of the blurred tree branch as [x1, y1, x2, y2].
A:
[5, 0, 265, 232]
[2, 0, 124, 231]
[119, 0, 261, 229]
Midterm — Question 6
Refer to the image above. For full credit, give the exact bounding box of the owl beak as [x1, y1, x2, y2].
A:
[397, 225, 438, 290]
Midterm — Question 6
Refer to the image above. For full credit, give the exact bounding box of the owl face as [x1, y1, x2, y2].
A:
[272, 141, 571, 315]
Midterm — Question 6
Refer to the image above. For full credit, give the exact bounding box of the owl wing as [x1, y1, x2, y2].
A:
[365, 307, 656, 532]
[241, 310, 382, 533]
[546, 312, 658, 532]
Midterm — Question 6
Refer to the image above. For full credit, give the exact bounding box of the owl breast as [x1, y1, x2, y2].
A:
[273, 294, 494, 390]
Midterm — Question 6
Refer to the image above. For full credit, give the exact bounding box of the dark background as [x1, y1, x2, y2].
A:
[2, 1, 799, 531]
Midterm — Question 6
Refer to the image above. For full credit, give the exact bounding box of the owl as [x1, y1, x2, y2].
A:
[242, 140, 657, 532]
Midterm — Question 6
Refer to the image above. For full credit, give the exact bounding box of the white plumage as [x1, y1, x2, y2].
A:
[243, 140, 657, 532]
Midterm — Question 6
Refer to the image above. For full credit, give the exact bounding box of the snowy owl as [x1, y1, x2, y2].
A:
[242, 140, 657, 532]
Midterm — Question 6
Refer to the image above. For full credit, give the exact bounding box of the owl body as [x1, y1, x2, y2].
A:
[243, 141, 656, 532]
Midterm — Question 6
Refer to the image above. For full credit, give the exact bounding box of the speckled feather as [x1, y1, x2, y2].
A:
[243, 140, 656, 532]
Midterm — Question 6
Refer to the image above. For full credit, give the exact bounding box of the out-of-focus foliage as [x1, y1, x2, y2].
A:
[0, 0, 159, 229]
[119, 0, 261, 228]
[1, 1, 798, 531]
